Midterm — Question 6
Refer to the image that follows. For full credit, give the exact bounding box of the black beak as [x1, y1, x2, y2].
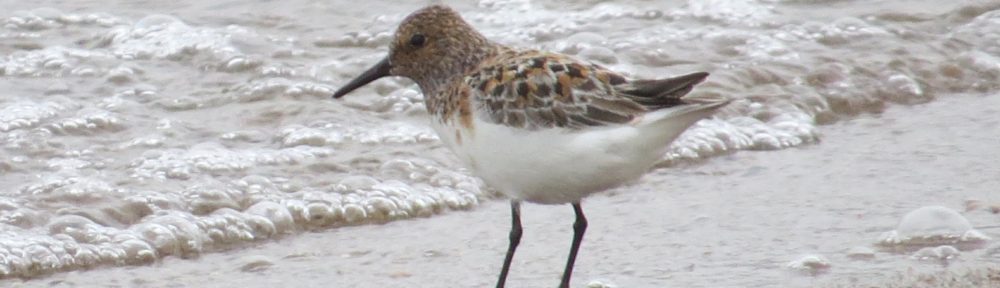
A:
[332, 57, 392, 99]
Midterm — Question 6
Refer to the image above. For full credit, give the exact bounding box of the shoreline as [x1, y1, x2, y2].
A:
[6, 93, 998, 287]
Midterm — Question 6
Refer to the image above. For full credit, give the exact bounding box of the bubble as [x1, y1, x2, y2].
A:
[72, 244, 100, 267]
[245, 201, 295, 234]
[846, 246, 876, 260]
[585, 280, 618, 288]
[366, 196, 399, 221]
[120, 239, 156, 264]
[47, 215, 98, 236]
[912, 245, 960, 261]
[304, 202, 338, 226]
[220, 56, 262, 72]
[134, 222, 181, 256]
[342, 203, 367, 223]
[786, 254, 831, 275]
[879, 206, 990, 250]
[882, 74, 929, 104]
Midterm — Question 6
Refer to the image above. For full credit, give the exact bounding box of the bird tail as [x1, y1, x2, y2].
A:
[636, 98, 730, 151]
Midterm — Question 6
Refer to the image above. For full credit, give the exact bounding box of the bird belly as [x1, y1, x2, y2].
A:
[431, 118, 660, 205]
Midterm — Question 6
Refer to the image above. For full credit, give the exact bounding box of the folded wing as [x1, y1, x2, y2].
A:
[467, 52, 709, 130]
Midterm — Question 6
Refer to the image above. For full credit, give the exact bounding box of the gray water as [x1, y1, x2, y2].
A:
[1, 0, 998, 286]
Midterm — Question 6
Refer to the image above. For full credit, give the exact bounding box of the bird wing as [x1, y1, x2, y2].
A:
[465, 52, 709, 130]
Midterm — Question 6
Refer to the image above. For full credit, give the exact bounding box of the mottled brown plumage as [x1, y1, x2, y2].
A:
[463, 51, 710, 130]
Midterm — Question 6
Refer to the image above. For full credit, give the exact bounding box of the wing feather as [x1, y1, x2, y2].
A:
[466, 52, 708, 130]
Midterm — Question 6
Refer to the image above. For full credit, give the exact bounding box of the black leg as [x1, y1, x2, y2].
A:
[559, 202, 587, 288]
[497, 200, 522, 288]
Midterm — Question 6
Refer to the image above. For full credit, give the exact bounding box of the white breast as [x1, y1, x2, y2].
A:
[431, 102, 725, 205]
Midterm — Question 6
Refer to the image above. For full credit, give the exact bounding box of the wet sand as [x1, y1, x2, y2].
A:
[9, 93, 997, 287]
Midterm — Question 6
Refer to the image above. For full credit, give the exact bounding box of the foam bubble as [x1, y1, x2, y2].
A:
[912, 245, 960, 261]
[786, 254, 832, 275]
[879, 206, 991, 250]
[585, 280, 618, 288]
[846, 246, 876, 260]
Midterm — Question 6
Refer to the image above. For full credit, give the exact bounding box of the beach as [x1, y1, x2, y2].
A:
[1, 0, 998, 287]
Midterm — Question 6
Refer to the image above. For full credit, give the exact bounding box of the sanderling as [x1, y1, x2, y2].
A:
[332, 5, 729, 288]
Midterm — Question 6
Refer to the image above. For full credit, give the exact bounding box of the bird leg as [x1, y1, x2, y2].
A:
[559, 202, 587, 288]
[496, 200, 522, 288]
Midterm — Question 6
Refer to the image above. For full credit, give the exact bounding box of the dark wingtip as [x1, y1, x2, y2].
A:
[622, 71, 712, 103]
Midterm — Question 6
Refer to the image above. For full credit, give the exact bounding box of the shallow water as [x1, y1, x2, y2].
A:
[1, 0, 998, 286]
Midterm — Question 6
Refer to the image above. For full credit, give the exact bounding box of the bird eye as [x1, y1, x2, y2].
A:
[409, 34, 426, 47]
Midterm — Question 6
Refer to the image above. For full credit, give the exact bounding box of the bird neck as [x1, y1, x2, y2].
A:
[415, 38, 501, 97]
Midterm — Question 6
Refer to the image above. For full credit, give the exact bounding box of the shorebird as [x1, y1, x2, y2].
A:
[331, 5, 728, 288]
